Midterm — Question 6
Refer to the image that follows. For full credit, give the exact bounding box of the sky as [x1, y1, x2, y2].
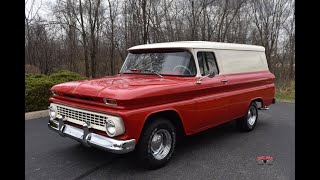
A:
[25, 0, 52, 20]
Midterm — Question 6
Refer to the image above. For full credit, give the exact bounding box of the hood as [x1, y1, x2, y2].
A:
[51, 74, 195, 100]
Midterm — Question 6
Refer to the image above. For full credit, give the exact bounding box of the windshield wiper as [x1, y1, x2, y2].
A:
[144, 69, 163, 78]
[125, 68, 163, 78]
[127, 69, 143, 72]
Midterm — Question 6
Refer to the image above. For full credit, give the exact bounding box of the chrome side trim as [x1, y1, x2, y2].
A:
[48, 118, 135, 154]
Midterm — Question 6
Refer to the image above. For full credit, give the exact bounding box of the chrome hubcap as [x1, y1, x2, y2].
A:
[150, 129, 172, 160]
[247, 106, 257, 126]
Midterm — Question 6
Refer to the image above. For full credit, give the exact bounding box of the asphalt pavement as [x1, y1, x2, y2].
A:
[25, 102, 295, 180]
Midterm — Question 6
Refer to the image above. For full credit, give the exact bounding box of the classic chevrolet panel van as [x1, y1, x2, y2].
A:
[48, 41, 275, 169]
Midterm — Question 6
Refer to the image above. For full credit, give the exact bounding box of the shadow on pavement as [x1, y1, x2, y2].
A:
[66, 117, 272, 173]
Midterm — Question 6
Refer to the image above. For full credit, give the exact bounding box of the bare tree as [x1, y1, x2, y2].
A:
[79, 0, 91, 77]
[53, 0, 79, 72]
[87, 0, 102, 78]
[25, 0, 42, 66]
[283, 8, 295, 80]
[107, 0, 116, 75]
[141, 0, 149, 44]
[251, 0, 292, 72]
[25, 0, 295, 81]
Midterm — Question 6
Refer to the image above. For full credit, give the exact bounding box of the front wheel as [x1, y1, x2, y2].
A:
[236, 102, 259, 131]
[136, 118, 176, 169]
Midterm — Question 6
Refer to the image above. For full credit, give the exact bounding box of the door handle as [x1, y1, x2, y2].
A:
[221, 79, 228, 83]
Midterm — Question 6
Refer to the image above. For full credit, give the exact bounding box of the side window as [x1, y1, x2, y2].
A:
[197, 52, 219, 76]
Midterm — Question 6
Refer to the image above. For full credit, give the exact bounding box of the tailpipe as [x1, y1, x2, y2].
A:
[259, 106, 269, 110]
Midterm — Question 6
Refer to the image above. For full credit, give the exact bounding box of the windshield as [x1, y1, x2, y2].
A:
[120, 50, 196, 77]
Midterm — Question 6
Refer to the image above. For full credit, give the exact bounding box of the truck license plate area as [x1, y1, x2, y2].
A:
[63, 125, 84, 139]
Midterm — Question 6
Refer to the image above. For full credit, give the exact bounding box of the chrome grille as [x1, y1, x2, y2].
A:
[56, 105, 107, 127]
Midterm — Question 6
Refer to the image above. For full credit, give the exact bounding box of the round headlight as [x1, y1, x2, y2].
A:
[49, 106, 57, 119]
[106, 120, 116, 136]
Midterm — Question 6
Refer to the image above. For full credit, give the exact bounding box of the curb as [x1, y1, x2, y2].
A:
[25, 110, 48, 120]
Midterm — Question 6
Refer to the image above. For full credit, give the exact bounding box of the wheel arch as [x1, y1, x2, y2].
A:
[139, 109, 186, 142]
[250, 97, 263, 108]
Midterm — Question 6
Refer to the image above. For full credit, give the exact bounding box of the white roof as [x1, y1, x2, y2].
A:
[128, 41, 265, 52]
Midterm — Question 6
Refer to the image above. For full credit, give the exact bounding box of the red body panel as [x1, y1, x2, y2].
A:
[49, 70, 275, 143]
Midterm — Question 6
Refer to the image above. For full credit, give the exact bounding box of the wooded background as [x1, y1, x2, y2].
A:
[25, 0, 295, 83]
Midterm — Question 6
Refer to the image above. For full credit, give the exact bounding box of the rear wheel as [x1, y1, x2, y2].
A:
[136, 118, 176, 169]
[236, 102, 258, 131]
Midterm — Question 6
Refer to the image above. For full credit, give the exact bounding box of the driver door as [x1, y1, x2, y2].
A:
[193, 50, 230, 131]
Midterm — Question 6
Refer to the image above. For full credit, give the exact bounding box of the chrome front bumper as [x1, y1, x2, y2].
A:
[48, 118, 136, 154]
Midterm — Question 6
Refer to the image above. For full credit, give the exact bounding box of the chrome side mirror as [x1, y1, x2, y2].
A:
[196, 71, 215, 84]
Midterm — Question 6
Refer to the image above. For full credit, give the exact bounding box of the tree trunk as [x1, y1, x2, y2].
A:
[142, 0, 148, 44]
[191, 0, 197, 40]
[79, 0, 90, 77]
[83, 32, 90, 78]
[110, 22, 114, 75]
[108, 0, 115, 75]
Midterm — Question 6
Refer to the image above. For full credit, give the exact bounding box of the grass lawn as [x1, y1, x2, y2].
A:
[275, 80, 295, 103]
